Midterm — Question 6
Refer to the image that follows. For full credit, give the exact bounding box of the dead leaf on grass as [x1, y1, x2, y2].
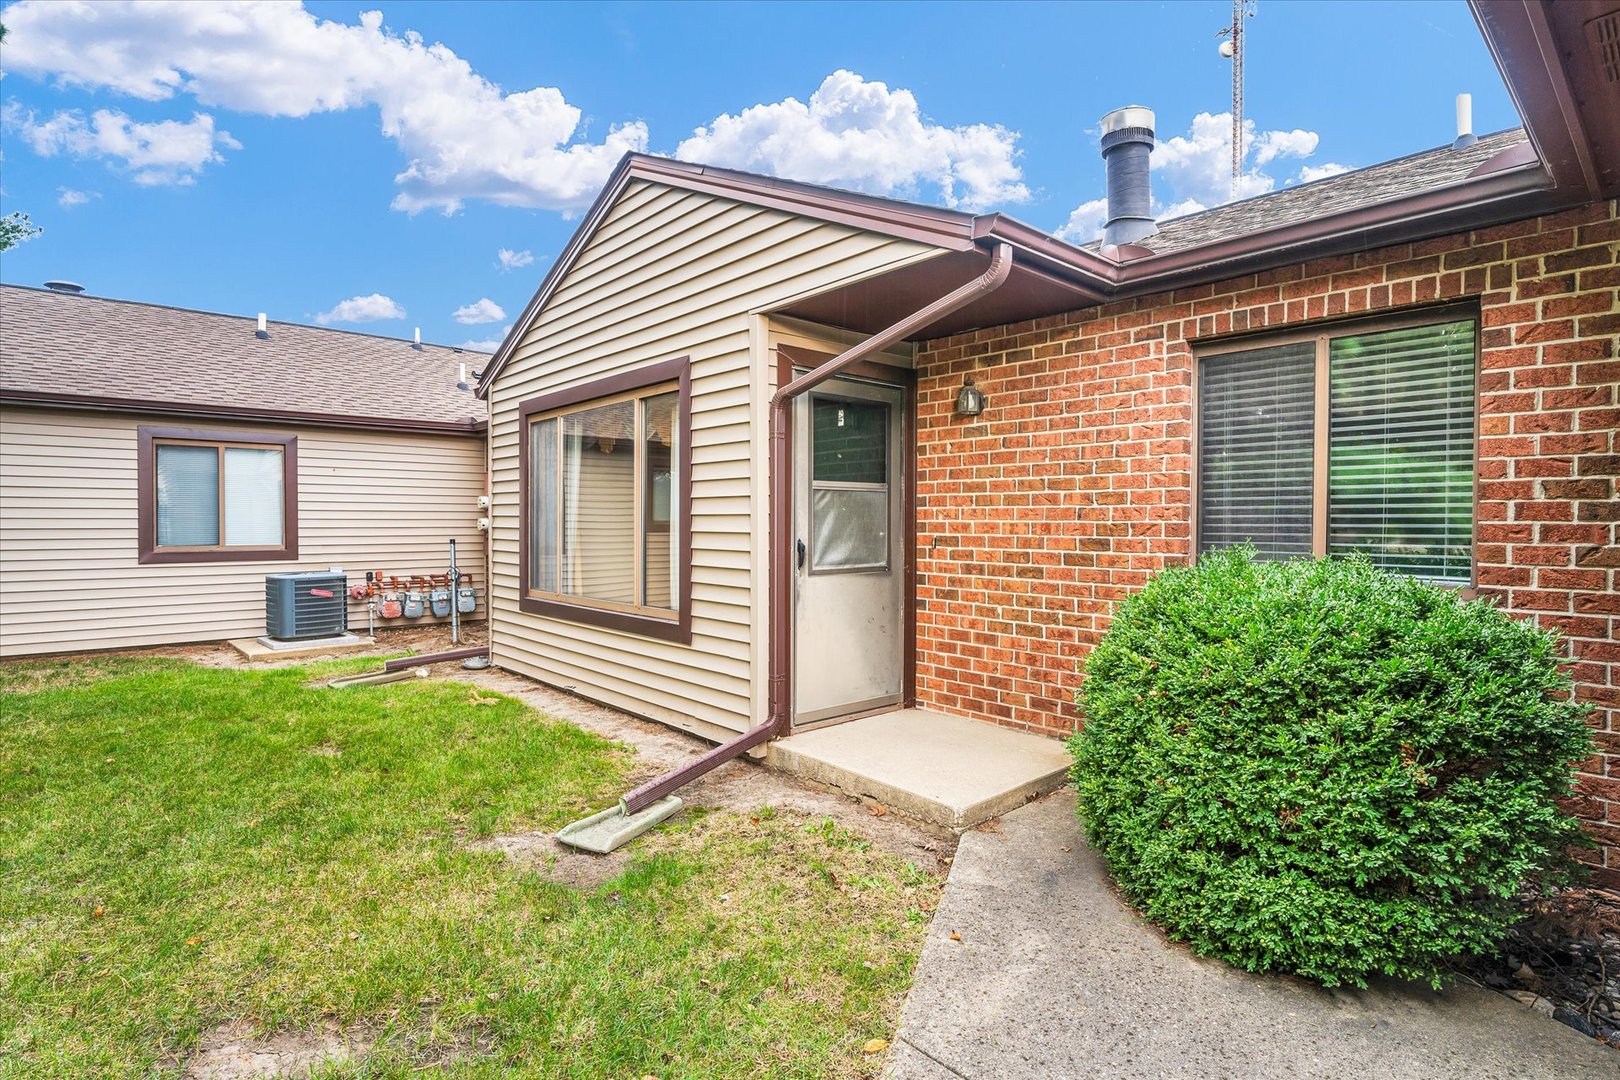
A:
[91, 905, 105, 919]
[862, 1038, 890, 1054]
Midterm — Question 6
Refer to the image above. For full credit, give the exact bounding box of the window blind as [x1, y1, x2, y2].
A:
[1198, 342, 1316, 560]
[222, 447, 283, 546]
[155, 444, 220, 547]
[1328, 320, 1475, 584]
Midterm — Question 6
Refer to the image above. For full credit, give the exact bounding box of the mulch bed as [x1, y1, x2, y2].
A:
[1454, 886, 1620, 1048]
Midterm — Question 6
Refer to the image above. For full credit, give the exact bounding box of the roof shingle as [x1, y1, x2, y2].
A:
[1108, 128, 1529, 256]
[0, 286, 487, 431]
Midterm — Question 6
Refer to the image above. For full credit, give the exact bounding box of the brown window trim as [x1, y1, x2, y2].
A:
[137, 425, 299, 564]
[1190, 303, 1481, 591]
[517, 357, 694, 644]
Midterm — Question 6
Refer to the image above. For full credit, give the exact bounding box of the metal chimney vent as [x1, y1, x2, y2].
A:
[1586, 10, 1620, 84]
[43, 280, 85, 294]
[1099, 106, 1156, 248]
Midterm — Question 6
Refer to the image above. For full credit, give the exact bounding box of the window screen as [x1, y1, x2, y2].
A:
[526, 384, 681, 615]
[223, 448, 284, 546]
[810, 396, 890, 571]
[561, 401, 638, 604]
[1197, 342, 1316, 560]
[156, 443, 221, 547]
[528, 417, 558, 593]
[1329, 320, 1475, 584]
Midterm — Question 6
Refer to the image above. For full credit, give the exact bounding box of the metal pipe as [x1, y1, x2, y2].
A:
[621, 242, 1016, 817]
[382, 645, 488, 672]
[449, 538, 460, 645]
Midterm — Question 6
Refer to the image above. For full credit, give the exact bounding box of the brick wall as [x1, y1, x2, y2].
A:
[913, 200, 1619, 884]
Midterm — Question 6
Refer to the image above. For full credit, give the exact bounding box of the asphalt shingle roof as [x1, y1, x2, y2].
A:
[0, 285, 487, 429]
[1101, 128, 1530, 256]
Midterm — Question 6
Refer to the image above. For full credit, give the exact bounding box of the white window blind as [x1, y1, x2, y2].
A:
[222, 447, 284, 546]
[1328, 320, 1475, 584]
[155, 444, 220, 547]
[1197, 342, 1316, 561]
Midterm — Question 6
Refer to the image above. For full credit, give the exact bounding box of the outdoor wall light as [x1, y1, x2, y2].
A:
[954, 375, 987, 418]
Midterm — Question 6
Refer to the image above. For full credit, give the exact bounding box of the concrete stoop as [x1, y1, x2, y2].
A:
[764, 709, 1071, 830]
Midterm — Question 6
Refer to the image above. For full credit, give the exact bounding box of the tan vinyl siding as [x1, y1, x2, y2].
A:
[490, 178, 942, 737]
[0, 407, 486, 656]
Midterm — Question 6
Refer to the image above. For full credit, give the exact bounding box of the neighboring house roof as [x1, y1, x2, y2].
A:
[0, 286, 487, 434]
[1105, 129, 1531, 256]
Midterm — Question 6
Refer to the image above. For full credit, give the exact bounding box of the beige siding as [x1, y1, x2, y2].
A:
[0, 407, 487, 656]
[490, 178, 943, 738]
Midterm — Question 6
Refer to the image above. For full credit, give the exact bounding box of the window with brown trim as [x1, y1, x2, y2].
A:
[518, 357, 693, 643]
[137, 426, 298, 564]
[1195, 309, 1477, 586]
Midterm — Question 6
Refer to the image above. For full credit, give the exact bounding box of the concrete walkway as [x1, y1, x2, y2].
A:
[767, 709, 1070, 829]
[887, 791, 1616, 1080]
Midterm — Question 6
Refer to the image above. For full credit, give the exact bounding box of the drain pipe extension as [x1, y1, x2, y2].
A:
[616, 243, 1015, 817]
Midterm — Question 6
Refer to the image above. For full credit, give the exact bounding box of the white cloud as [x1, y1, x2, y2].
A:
[496, 247, 534, 271]
[1297, 162, 1351, 184]
[315, 293, 406, 325]
[1056, 112, 1345, 244]
[56, 187, 98, 208]
[1252, 128, 1318, 166]
[1053, 197, 1109, 245]
[6, 104, 237, 185]
[676, 70, 1028, 211]
[452, 297, 505, 325]
[0, 0, 645, 212]
[458, 322, 512, 352]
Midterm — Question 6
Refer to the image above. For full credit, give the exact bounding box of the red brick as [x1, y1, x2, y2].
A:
[914, 202, 1619, 866]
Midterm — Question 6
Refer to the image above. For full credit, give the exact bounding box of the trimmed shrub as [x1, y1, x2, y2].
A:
[1069, 548, 1594, 987]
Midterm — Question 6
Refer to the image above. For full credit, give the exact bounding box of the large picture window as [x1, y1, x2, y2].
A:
[1196, 310, 1476, 586]
[519, 358, 692, 642]
[138, 427, 297, 564]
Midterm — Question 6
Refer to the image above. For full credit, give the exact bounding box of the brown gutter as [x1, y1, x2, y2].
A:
[382, 646, 488, 671]
[617, 242, 1015, 817]
[0, 391, 485, 437]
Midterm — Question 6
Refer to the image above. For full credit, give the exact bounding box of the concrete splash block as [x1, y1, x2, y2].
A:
[766, 709, 1071, 830]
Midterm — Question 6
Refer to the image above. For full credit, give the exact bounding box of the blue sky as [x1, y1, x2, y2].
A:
[0, 1, 1516, 351]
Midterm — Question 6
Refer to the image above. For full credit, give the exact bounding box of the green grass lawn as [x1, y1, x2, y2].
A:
[0, 656, 938, 1079]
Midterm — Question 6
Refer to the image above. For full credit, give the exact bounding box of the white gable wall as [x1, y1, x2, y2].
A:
[488, 178, 943, 738]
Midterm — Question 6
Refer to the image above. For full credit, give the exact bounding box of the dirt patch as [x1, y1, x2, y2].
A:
[182, 1020, 372, 1079]
[467, 831, 631, 890]
[163, 623, 489, 670]
[450, 668, 955, 875]
[1454, 886, 1620, 1047]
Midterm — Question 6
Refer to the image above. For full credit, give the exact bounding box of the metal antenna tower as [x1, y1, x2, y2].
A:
[1218, 1, 1256, 199]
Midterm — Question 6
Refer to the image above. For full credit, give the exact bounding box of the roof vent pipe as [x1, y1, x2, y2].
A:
[1453, 94, 1477, 148]
[43, 280, 85, 294]
[255, 312, 270, 340]
[412, 327, 423, 351]
[1100, 106, 1156, 247]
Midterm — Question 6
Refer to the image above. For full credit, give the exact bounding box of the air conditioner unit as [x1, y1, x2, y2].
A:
[265, 571, 348, 640]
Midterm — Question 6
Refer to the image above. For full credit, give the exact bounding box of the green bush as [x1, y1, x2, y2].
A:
[1068, 547, 1594, 987]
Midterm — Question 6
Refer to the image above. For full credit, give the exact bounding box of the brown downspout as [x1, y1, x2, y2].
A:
[618, 242, 1014, 816]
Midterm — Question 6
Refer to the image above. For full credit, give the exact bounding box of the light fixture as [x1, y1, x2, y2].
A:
[955, 375, 987, 418]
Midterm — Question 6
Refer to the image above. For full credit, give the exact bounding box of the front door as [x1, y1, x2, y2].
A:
[792, 375, 907, 725]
